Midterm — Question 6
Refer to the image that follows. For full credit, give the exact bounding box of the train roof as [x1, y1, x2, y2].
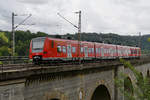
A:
[47, 37, 94, 44]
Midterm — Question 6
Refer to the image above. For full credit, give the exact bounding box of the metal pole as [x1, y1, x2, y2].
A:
[11, 13, 32, 57]
[139, 32, 141, 48]
[12, 12, 15, 56]
[78, 11, 81, 63]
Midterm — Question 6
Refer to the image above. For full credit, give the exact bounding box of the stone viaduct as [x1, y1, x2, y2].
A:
[0, 58, 150, 100]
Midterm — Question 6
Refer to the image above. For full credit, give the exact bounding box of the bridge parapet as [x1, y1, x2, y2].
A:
[0, 56, 150, 81]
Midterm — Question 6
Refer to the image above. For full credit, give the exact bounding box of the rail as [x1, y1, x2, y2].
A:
[0, 54, 150, 73]
[0, 54, 150, 64]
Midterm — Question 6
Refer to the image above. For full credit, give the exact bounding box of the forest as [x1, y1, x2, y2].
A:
[0, 30, 150, 56]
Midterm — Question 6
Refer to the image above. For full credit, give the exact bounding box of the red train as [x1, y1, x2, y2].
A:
[29, 37, 141, 63]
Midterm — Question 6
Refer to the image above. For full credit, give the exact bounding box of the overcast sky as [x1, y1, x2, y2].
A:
[0, 0, 150, 35]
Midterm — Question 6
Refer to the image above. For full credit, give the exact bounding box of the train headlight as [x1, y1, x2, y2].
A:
[33, 56, 40, 59]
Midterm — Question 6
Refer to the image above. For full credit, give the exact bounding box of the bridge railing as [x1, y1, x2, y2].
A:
[141, 54, 150, 59]
[0, 54, 150, 73]
[0, 56, 30, 64]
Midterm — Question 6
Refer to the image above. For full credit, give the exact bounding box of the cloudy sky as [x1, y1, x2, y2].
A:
[0, 0, 150, 35]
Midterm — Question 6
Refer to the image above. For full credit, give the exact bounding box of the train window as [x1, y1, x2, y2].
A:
[92, 48, 94, 54]
[104, 48, 106, 54]
[101, 48, 103, 54]
[109, 49, 111, 54]
[109, 49, 112, 54]
[132, 50, 134, 54]
[72, 47, 76, 53]
[113, 49, 115, 54]
[57, 46, 61, 53]
[81, 47, 84, 53]
[51, 40, 54, 48]
[32, 39, 45, 49]
[131, 50, 133, 54]
[62, 46, 66, 53]
[99, 48, 101, 54]
[96, 48, 98, 53]
[135, 50, 137, 54]
[89, 48, 91, 53]
[127, 49, 130, 54]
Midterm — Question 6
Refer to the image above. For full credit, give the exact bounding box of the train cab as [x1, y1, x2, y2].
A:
[29, 37, 47, 62]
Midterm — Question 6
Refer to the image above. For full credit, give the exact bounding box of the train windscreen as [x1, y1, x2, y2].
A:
[32, 38, 45, 52]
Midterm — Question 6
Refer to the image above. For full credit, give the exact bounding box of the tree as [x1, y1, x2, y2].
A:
[0, 32, 8, 45]
[55, 34, 61, 39]
[148, 37, 150, 42]
[0, 32, 11, 56]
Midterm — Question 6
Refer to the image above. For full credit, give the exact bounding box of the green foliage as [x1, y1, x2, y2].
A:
[148, 37, 150, 42]
[0, 46, 11, 56]
[0, 32, 11, 56]
[55, 34, 62, 39]
[0, 32, 8, 44]
[115, 59, 150, 100]
[10, 30, 48, 56]
[0, 61, 3, 64]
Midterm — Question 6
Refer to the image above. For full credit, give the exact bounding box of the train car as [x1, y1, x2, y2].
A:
[117, 45, 130, 58]
[103, 44, 117, 59]
[29, 37, 141, 63]
[81, 41, 95, 59]
[29, 37, 78, 62]
[129, 47, 141, 58]
[29, 37, 94, 62]
[94, 42, 103, 58]
[94, 43, 117, 59]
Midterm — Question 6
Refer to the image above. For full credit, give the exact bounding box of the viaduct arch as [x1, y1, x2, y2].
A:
[91, 85, 111, 100]
[44, 91, 67, 100]
[124, 77, 133, 94]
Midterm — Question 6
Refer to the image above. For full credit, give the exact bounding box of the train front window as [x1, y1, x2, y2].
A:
[33, 40, 44, 49]
[32, 38, 45, 52]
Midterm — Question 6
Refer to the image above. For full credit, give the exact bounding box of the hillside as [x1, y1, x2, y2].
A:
[63, 32, 150, 50]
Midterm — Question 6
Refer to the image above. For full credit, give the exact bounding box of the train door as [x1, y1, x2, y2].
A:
[84, 46, 88, 58]
[67, 45, 72, 58]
